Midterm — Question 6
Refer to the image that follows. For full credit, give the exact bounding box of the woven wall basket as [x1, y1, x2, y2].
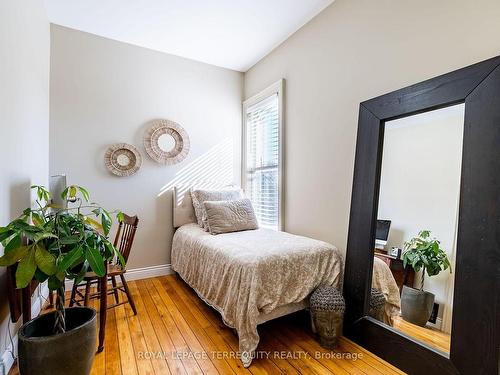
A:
[104, 143, 142, 176]
[144, 119, 190, 165]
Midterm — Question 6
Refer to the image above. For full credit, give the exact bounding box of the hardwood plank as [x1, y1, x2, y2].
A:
[90, 288, 106, 375]
[122, 286, 155, 375]
[151, 277, 220, 375]
[128, 281, 172, 375]
[104, 292, 123, 375]
[136, 279, 187, 375]
[262, 326, 330, 375]
[163, 276, 212, 329]
[393, 317, 450, 353]
[159, 276, 236, 374]
[115, 303, 139, 375]
[169, 275, 226, 329]
[212, 319, 283, 375]
[280, 326, 362, 375]
[8, 276, 406, 375]
[339, 337, 405, 375]
[144, 279, 203, 375]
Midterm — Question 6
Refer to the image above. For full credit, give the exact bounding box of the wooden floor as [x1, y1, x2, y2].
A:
[10, 275, 405, 374]
[393, 316, 451, 353]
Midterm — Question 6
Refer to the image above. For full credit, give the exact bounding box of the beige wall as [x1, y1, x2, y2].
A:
[244, 0, 500, 255]
[379, 104, 464, 323]
[0, 0, 50, 368]
[49, 25, 243, 270]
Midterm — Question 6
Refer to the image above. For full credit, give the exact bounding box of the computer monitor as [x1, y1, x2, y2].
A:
[375, 219, 391, 250]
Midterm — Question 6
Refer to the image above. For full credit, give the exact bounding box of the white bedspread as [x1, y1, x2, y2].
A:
[171, 224, 343, 367]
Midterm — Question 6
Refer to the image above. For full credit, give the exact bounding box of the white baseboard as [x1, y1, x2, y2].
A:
[64, 264, 173, 289]
[0, 283, 49, 375]
[124, 264, 173, 281]
[427, 317, 443, 331]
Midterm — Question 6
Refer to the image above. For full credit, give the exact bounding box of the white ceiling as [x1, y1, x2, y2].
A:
[44, 0, 334, 72]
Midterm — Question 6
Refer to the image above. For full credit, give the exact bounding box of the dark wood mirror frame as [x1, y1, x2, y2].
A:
[343, 55, 500, 375]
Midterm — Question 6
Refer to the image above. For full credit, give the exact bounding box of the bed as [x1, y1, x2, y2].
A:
[170, 186, 400, 367]
[372, 256, 401, 325]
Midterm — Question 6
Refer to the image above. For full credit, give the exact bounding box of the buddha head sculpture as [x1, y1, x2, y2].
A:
[369, 288, 386, 322]
[310, 286, 345, 349]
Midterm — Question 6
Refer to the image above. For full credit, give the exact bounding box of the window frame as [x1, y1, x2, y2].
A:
[242, 79, 285, 231]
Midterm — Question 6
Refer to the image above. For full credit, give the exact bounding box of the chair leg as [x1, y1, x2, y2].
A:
[111, 276, 120, 304]
[84, 280, 92, 307]
[48, 290, 54, 307]
[69, 282, 78, 307]
[120, 274, 137, 315]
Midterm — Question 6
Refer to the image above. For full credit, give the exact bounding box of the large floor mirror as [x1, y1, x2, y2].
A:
[343, 56, 500, 375]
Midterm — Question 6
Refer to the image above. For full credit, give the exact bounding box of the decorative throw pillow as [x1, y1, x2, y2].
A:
[203, 198, 259, 235]
[190, 188, 242, 230]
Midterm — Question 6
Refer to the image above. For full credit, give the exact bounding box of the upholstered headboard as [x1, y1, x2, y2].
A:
[172, 186, 197, 228]
[172, 183, 239, 228]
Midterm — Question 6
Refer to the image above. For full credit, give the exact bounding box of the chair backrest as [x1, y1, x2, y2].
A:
[113, 213, 139, 265]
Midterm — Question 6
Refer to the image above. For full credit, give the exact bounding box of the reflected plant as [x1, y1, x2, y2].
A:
[402, 230, 452, 291]
[0, 185, 123, 334]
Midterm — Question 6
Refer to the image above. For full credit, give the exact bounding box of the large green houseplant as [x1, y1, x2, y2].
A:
[400, 230, 452, 326]
[0, 185, 123, 375]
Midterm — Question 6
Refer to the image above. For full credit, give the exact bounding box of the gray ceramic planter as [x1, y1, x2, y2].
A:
[18, 307, 97, 375]
[401, 285, 435, 327]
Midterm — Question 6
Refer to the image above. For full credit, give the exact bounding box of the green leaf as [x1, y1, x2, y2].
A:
[4, 235, 21, 253]
[84, 216, 102, 231]
[78, 186, 90, 202]
[48, 275, 63, 291]
[86, 246, 105, 277]
[55, 270, 66, 281]
[116, 211, 124, 223]
[69, 186, 77, 199]
[58, 246, 83, 272]
[31, 212, 45, 226]
[59, 235, 81, 245]
[34, 269, 49, 283]
[34, 232, 58, 243]
[31, 185, 51, 203]
[101, 210, 112, 236]
[0, 246, 29, 266]
[61, 187, 69, 200]
[34, 244, 57, 275]
[73, 261, 89, 284]
[105, 241, 125, 266]
[16, 247, 37, 288]
[0, 228, 15, 243]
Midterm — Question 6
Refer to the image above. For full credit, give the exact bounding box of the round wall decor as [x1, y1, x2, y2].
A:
[104, 143, 142, 176]
[144, 119, 190, 165]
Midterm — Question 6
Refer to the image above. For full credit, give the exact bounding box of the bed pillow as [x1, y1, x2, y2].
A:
[191, 188, 242, 230]
[203, 198, 259, 235]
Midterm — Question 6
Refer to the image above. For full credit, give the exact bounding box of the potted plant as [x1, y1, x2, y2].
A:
[400, 230, 452, 326]
[0, 185, 123, 375]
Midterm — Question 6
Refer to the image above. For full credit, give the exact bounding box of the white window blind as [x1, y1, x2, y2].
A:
[244, 91, 281, 230]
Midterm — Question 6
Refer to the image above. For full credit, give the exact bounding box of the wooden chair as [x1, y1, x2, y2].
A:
[69, 214, 139, 315]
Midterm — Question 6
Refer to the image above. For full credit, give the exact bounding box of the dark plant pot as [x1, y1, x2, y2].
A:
[401, 285, 435, 327]
[18, 307, 97, 375]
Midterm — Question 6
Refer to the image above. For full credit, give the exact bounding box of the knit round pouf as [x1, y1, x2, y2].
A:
[310, 286, 345, 349]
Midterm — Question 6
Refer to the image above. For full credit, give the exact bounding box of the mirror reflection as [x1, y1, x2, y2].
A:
[372, 104, 464, 354]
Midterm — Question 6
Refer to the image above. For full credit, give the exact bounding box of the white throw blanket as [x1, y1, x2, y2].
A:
[171, 224, 343, 367]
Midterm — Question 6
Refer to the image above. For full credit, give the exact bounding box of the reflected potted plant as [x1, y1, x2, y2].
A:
[401, 230, 452, 327]
[0, 185, 123, 375]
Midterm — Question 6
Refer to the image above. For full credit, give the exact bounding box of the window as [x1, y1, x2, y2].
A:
[242, 80, 284, 230]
